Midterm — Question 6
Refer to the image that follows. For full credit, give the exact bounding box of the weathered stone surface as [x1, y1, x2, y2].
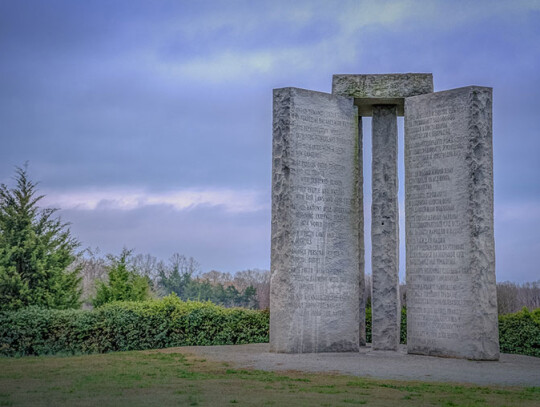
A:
[371, 105, 400, 351]
[332, 73, 433, 116]
[357, 116, 366, 347]
[405, 86, 499, 360]
[270, 87, 360, 353]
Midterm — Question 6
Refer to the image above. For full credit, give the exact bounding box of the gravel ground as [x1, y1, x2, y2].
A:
[175, 343, 540, 387]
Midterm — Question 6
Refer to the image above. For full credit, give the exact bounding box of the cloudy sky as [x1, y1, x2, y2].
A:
[1, 0, 539, 282]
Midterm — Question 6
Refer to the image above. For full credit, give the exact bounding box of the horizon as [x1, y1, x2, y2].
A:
[1, 1, 539, 282]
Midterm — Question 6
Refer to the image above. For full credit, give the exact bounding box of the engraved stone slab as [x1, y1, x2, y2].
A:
[405, 86, 499, 360]
[371, 105, 400, 350]
[332, 73, 433, 116]
[357, 117, 366, 347]
[270, 87, 360, 353]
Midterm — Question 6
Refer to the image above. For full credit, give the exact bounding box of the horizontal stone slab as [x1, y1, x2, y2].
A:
[332, 73, 433, 116]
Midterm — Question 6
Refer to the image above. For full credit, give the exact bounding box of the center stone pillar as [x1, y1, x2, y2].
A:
[371, 105, 400, 351]
[332, 74, 434, 351]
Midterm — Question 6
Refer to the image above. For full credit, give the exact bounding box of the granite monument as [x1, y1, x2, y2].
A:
[270, 87, 360, 353]
[405, 86, 499, 360]
[270, 74, 499, 360]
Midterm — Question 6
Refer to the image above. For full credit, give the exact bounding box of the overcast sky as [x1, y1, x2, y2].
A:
[1, 1, 539, 282]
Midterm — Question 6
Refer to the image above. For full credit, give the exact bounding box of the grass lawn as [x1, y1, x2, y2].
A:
[0, 349, 538, 407]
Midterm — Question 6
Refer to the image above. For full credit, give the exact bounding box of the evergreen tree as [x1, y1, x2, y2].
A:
[157, 254, 198, 298]
[241, 285, 258, 309]
[0, 165, 81, 310]
[93, 248, 150, 307]
[224, 285, 240, 307]
[213, 283, 227, 306]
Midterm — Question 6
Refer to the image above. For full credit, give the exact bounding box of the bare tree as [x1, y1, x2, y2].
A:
[521, 281, 540, 310]
[168, 253, 200, 276]
[198, 268, 270, 309]
[233, 269, 270, 309]
[200, 270, 225, 285]
[497, 280, 540, 314]
[131, 253, 160, 280]
[73, 247, 107, 308]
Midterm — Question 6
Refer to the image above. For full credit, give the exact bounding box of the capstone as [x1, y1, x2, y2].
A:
[332, 73, 433, 116]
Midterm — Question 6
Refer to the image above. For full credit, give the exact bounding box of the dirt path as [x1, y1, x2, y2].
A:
[173, 343, 540, 387]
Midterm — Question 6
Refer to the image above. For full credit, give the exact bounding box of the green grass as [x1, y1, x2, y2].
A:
[0, 349, 538, 406]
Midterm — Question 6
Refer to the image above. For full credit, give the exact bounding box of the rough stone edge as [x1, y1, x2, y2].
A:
[466, 86, 499, 361]
[332, 73, 434, 99]
[269, 87, 293, 353]
[357, 116, 366, 347]
[370, 105, 400, 351]
[269, 87, 361, 353]
[403, 86, 500, 361]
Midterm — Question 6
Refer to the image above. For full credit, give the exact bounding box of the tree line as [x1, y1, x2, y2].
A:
[0, 165, 269, 312]
[0, 165, 537, 314]
[77, 247, 269, 309]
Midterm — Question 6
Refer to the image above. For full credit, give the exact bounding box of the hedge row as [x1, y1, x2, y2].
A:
[0, 295, 269, 356]
[499, 307, 540, 357]
[1, 298, 538, 357]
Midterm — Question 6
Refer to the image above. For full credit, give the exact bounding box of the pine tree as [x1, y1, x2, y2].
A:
[93, 248, 150, 307]
[242, 285, 258, 309]
[0, 165, 81, 310]
[157, 253, 198, 299]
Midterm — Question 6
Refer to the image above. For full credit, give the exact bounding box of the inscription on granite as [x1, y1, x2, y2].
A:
[270, 87, 360, 353]
[332, 73, 434, 350]
[357, 117, 366, 346]
[405, 86, 499, 360]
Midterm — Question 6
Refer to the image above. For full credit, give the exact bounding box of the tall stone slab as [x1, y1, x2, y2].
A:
[357, 116, 366, 346]
[270, 87, 360, 353]
[405, 86, 499, 360]
[371, 105, 400, 350]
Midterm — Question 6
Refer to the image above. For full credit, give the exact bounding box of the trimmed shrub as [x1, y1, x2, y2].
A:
[499, 307, 540, 357]
[0, 294, 269, 356]
[1, 299, 538, 358]
[365, 307, 372, 344]
[400, 307, 407, 344]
